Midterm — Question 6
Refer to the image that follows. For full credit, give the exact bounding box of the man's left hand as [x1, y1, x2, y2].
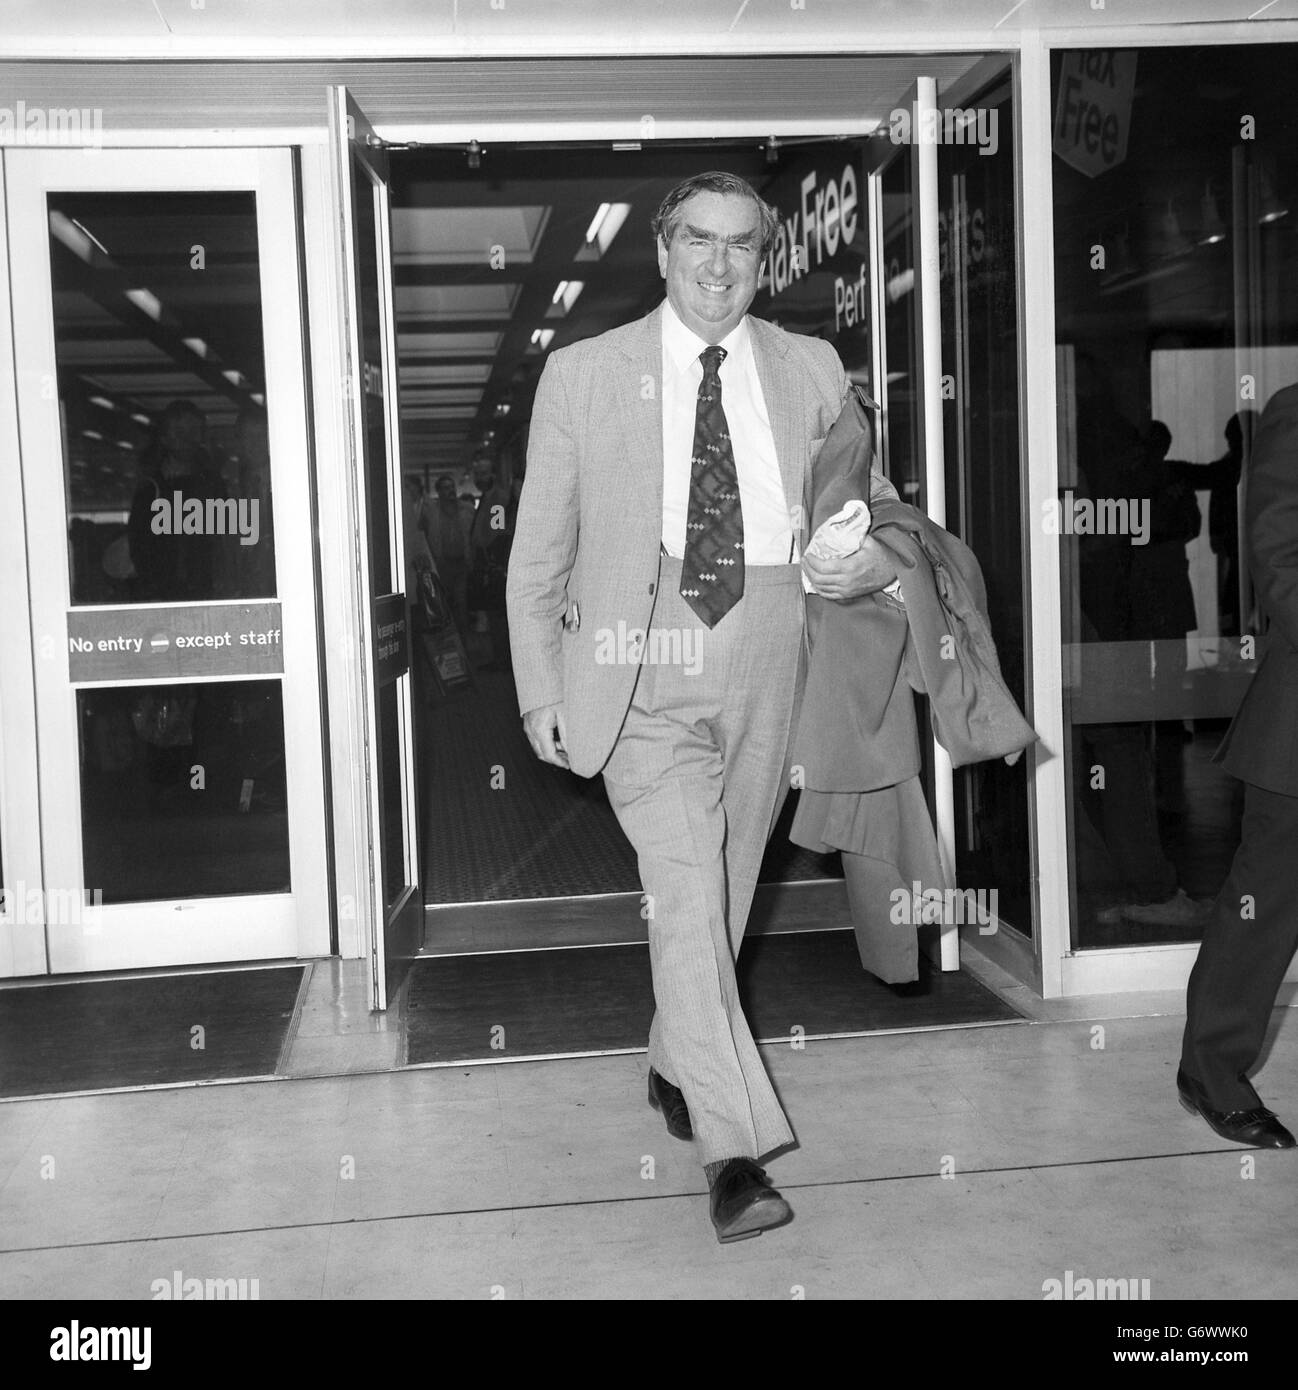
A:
[801, 534, 898, 601]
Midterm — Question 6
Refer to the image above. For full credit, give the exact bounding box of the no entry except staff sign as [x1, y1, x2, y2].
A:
[67, 602, 285, 682]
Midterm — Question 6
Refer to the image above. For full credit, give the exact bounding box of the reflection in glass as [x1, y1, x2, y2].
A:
[881, 150, 923, 508]
[352, 153, 411, 912]
[78, 680, 289, 903]
[48, 192, 276, 604]
[378, 681, 406, 908]
[1051, 44, 1298, 947]
[352, 159, 394, 598]
[938, 81, 1033, 939]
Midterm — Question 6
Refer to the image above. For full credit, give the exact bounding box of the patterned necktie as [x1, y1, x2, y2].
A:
[680, 345, 744, 627]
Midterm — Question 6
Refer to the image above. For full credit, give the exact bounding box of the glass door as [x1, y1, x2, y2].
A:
[3, 147, 329, 974]
[329, 89, 423, 1011]
[868, 79, 960, 970]
[935, 73, 1036, 962]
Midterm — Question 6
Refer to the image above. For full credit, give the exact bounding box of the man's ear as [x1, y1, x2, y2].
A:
[656, 236, 670, 278]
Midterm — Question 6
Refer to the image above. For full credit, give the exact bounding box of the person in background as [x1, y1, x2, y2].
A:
[402, 473, 437, 599]
[1172, 412, 1256, 637]
[426, 473, 471, 632]
[232, 405, 276, 597]
[1131, 420, 1202, 815]
[468, 451, 514, 671]
[1070, 367, 1206, 931]
[127, 399, 221, 601]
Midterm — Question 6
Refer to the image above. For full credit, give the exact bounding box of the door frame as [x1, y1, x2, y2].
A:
[0, 154, 46, 977]
[2, 144, 331, 974]
[328, 87, 424, 1012]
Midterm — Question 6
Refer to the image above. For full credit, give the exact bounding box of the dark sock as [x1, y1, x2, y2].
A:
[704, 1159, 733, 1186]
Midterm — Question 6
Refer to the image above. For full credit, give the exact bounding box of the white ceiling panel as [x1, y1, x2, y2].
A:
[0, 56, 982, 136]
[392, 205, 549, 266]
[399, 363, 492, 385]
[397, 331, 504, 358]
[401, 404, 482, 418]
[394, 283, 519, 320]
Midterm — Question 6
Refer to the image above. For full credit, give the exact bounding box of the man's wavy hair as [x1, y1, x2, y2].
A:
[650, 171, 779, 258]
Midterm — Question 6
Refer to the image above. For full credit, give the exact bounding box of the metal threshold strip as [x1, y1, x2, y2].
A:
[400, 1017, 1029, 1072]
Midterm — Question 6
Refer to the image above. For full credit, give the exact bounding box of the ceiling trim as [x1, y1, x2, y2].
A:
[2, 15, 1297, 63]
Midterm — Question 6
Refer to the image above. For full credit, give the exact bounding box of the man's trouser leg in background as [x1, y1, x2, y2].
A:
[602, 560, 802, 1165]
[1182, 781, 1298, 1109]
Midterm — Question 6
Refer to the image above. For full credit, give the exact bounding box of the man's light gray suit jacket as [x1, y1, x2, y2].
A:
[506, 302, 898, 778]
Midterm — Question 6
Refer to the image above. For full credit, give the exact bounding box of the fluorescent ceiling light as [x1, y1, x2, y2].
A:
[550, 279, 584, 315]
[72, 218, 109, 256]
[582, 202, 631, 257]
[88, 395, 114, 411]
[124, 288, 162, 322]
[585, 204, 611, 243]
[885, 269, 914, 304]
[530, 328, 555, 350]
[222, 369, 245, 387]
[49, 212, 109, 263]
[49, 211, 93, 262]
[131, 412, 150, 426]
[183, 337, 209, 359]
[82, 429, 103, 440]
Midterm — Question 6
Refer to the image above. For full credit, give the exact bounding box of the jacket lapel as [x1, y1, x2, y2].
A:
[749, 317, 806, 529]
[612, 303, 665, 529]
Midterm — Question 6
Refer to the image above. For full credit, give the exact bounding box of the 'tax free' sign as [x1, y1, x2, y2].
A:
[1053, 50, 1137, 178]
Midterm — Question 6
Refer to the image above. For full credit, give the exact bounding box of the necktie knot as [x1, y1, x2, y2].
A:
[699, 345, 726, 381]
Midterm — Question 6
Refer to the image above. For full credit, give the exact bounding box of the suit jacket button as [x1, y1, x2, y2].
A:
[648, 582, 655, 594]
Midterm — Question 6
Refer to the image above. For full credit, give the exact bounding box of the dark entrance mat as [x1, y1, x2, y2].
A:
[419, 667, 837, 904]
[405, 930, 1023, 1065]
[0, 966, 306, 1098]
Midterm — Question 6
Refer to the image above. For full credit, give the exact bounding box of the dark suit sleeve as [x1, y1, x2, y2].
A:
[1247, 386, 1298, 653]
[807, 335, 898, 507]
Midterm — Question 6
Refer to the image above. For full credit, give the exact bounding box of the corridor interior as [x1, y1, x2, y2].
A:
[393, 141, 856, 917]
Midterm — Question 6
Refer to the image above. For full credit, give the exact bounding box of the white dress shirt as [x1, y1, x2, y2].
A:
[660, 300, 901, 599]
[660, 301, 793, 565]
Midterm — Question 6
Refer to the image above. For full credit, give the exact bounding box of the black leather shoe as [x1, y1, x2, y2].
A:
[1177, 1067, 1296, 1149]
[708, 1158, 793, 1244]
[647, 1068, 692, 1141]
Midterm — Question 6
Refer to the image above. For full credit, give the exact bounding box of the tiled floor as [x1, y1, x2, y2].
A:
[3, 991, 1297, 1299]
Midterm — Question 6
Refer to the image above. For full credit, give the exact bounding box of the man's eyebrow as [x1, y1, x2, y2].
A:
[681, 223, 759, 243]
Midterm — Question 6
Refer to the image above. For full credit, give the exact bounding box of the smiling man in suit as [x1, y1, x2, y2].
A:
[507, 171, 898, 1242]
